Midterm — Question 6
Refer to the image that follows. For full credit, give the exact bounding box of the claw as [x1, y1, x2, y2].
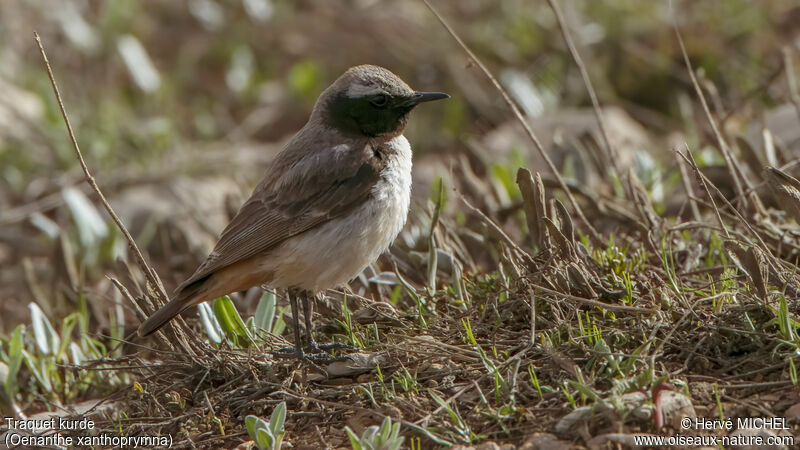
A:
[273, 345, 328, 376]
[306, 339, 358, 355]
[273, 289, 357, 376]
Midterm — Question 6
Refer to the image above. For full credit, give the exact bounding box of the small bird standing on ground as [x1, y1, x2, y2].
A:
[138, 65, 448, 362]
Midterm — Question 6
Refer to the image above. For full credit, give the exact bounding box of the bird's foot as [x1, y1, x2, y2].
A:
[273, 345, 330, 376]
[273, 341, 354, 375]
[303, 339, 353, 365]
[306, 339, 358, 355]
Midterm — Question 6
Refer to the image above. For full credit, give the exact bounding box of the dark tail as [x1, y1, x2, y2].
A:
[137, 276, 208, 336]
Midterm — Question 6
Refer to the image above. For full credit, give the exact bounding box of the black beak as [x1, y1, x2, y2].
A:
[397, 91, 450, 107]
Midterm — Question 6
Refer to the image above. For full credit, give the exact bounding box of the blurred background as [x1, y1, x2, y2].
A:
[1, 0, 799, 333]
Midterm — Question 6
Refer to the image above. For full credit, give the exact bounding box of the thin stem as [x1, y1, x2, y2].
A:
[421, 0, 601, 243]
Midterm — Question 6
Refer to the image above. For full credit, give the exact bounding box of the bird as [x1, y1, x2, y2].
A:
[137, 64, 449, 362]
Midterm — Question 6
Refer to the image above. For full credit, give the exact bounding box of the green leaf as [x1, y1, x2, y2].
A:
[569, 380, 601, 403]
[389, 435, 404, 450]
[344, 426, 362, 450]
[378, 416, 392, 441]
[246, 316, 255, 334]
[77, 293, 90, 334]
[269, 401, 287, 435]
[22, 350, 52, 392]
[69, 342, 85, 364]
[491, 163, 521, 200]
[212, 296, 252, 347]
[8, 324, 23, 359]
[254, 290, 277, 333]
[81, 335, 106, 359]
[246, 415, 274, 449]
[245, 415, 258, 440]
[392, 265, 427, 328]
[255, 427, 274, 450]
[273, 432, 285, 450]
[272, 306, 287, 336]
[427, 181, 444, 292]
[57, 313, 80, 361]
[389, 421, 401, 443]
[430, 390, 464, 429]
[5, 325, 24, 397]
[361, 425, 379, 444]
[29, 302, 59, 356]
[401, 422, 452, 447]
[199, 302, 223, 344]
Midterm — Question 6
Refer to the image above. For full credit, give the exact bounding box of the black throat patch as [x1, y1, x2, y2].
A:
[325, 93, 412, 138]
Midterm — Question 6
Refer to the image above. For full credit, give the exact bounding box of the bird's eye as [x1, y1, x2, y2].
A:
[370, 94, 389, 108]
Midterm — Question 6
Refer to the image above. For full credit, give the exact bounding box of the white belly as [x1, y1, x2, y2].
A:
[262, 136, 412, 292]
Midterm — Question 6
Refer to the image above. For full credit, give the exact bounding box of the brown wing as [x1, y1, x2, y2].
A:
[176, 142, 383, 291]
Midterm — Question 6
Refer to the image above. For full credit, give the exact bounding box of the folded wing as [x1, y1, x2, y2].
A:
[176, 141, 383, 292]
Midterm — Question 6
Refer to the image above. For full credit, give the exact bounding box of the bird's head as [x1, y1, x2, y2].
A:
[315, 65, 449, 139]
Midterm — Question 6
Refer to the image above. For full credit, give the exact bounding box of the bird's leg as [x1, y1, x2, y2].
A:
[300, 290, 320, 353]
[273, 288, 304, 359]
[289, 288, 304, 358]
[305, 291, 357, 354]
[301, 291, 353, 358]
[273, 288, 328, 375]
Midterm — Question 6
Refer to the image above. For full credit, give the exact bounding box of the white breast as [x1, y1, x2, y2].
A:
[263, 136, 412, 292]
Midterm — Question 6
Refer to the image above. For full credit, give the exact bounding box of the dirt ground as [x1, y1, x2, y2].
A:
[2, 1, 800, 449]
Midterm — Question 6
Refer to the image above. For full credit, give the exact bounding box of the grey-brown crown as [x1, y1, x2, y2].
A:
[312, 65, 449, 138]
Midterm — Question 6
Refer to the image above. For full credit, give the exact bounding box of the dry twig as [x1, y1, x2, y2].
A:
[34, 32, 167, 302]
[546, 0, 629, 201]
[422, 0, 602, 243]
[672, 16, 749, 208]
[33, 32, 201, 356]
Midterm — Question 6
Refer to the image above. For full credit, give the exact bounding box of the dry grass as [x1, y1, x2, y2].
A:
[3, 1, 800, 449]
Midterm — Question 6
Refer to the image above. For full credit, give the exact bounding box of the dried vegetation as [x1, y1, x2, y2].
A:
[2, 1, 800, 449]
